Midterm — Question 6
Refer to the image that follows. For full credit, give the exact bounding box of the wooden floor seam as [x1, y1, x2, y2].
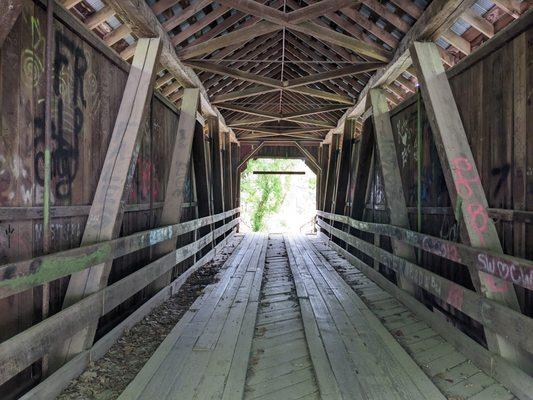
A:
[115, 233, 517, 400]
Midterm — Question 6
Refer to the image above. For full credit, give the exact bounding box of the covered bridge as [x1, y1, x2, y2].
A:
[0, 0, 532, 399]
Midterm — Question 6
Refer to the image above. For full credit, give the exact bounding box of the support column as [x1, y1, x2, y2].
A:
[153, 87, 201, 288]
[192, 122, 213, 254]
[322, 134, 340, 213]
[210, 117, 225, 216]
[54, 38, 162, 365]
[317, 144, 329, 211]
[350, 120, 374, 221]
[333, 119, 356, 216]
[410, 41, 532, 370]
[231, 142, 240, 208]
[370, 88, 418, 295]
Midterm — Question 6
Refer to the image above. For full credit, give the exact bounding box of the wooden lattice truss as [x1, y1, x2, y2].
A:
[61, 0, 528, 142]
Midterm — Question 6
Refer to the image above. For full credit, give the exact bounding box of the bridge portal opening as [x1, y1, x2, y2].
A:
[239, 158, 316, 233]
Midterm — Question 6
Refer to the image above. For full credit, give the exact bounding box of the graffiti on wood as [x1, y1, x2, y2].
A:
[452, 156, 489, 245]
[34, 30, 87, 201]
[129, 157, 160, 203]
[477, 253, 533, 290]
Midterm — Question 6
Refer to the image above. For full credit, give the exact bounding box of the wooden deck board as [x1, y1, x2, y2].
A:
[286, 235, 445, 400]
[311, 235, 517, 400]
[116, 233, 519, 400]
[244, 235, 319, 400]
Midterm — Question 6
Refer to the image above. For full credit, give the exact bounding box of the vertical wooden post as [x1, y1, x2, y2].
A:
[211, 117, 225, 216]
[192, 123, 212, 219]
[322, 134, 340, 213]
[333, 119, 355, 216]
[410, 41, 531, 370]
[152, 87, 201, 288]
[370, 88, 418, 295]
[231, 142, 240, 208]
[317, 144, 329, 211]
[223, 132, 233, 211]
[192, 122, 213, 253]
[344, 137, 360, 218]
[54, 38, 162, 366]
[350, 120, 374, 221]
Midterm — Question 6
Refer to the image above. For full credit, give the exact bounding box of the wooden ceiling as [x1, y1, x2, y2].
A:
[64, 0, 525, 142]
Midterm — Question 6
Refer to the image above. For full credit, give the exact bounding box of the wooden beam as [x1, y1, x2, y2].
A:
[178, 21, 282, 59]
[212, 85, 280, 103]
[350, 119, 374, 220]
[332, 119, 354, 217]
[283, 104, 349, 119]
[235, 126, 328, 135]
[287, 0, 355, 23]
[461, 9, 494, 38]
[284, 62, 383, 88]
[158, 87, 201, 236]
[322, 134, 340, 212]
[103, 24, 131, 46]
[410, 41, 532, 372]
[237, 142, 265, 171]
[52, 38, 162, 366]
[105, 0, 236, 141]
[170, 4, 232, 47]
[219, 103, 348, 119]
[289, 117, 337, 128]
[186, 61, 282, 88]
[325, 0, 478, 143]
[85, 6, 115, 30]
[61, 0, 83, 9]
[223, 132, 234, 212]
[218, 104, 280, 119]
[215, 0, 391, 61]
[293, 141, 321, 172]
[441, 29, 471, 55]
[162, 0, 212, 31]
[0, 0, 22, 47]
[370, 88, 418, 295]
[286, 86, 354, 105]
[210, 117, 225, 214]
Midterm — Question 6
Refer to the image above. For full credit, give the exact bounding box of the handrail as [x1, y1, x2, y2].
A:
[317, 210, 533, 290]
[0, 208, 240, 299]
[316, 217, 533, 357]
[0, 216, 239, 386]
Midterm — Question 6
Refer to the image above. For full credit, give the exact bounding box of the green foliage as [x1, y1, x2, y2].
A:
[240, 158, 296, 231]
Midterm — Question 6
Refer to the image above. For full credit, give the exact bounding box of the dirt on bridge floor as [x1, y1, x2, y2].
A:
[56, 236, 242, 400]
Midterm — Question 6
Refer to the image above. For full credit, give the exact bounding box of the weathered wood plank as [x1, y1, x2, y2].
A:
[410, 41, 531, 371]
[0, 218, 238, 386]
[55, 38, 162, 364]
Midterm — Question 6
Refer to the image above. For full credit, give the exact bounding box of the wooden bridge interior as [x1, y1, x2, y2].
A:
[0, 0, 532, 399]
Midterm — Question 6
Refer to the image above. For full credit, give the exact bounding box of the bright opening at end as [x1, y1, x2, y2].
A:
[240, 158, 316, 234]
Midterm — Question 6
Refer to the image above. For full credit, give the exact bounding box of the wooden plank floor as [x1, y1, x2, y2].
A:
[244, 235, 320, 400]
[285, 234, 445, 400]
[118, 233, 455, 400]
[310, 235, 517, 400]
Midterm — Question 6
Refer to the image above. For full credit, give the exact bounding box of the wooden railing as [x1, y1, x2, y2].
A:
[0, 208, 240, 387]
[316, 210, 533, 400]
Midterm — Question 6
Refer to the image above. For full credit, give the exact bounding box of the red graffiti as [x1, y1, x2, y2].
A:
[452, 157, 480, 198]
[451, 157, 489, 245]
[484, 273, 510, 293]
[466, 203, 488, 245]
[129, 158, 159, 203]
[446, 285, 464, 310]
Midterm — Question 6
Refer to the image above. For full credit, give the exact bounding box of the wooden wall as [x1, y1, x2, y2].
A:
[358, 24, 533, 340]
[0, 2, 194, 396]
